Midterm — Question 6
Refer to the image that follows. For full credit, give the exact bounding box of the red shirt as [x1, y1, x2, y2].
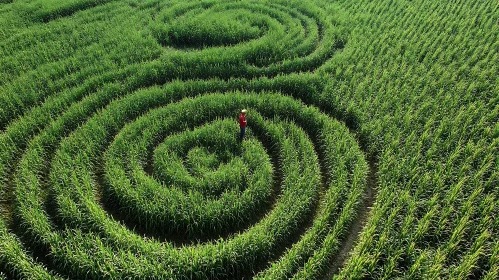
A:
[239, 114, 247, 128]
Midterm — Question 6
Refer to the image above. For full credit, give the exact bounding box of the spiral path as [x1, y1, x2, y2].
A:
[1, 86, 370, 278]
[0, 0, 375, 279]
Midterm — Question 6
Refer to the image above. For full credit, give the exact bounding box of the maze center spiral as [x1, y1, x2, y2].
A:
[152, 122, 268, 199]
[149, 0, 344, 72]
[105, 114, 276, 240]
[0, 0, 372, 279]
[157, 3, 265, 48]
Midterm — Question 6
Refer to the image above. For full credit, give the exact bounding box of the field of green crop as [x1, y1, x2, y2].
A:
[0, 0, 498, 279]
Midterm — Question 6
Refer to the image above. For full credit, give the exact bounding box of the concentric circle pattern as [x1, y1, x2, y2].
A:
[106, 117, 275, 239]
[150, 0, 344, 72]
[3, 88, 369, 279]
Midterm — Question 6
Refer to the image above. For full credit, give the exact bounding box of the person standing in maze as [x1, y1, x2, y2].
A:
[239, 109, 247, 140]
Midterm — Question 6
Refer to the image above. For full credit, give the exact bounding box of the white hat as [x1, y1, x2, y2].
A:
[241, 109, 247, 113]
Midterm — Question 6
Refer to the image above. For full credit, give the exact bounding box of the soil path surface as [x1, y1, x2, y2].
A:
[324, 158, 378, 279]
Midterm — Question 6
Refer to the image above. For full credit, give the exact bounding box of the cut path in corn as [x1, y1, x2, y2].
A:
[325, 158, 378, 278]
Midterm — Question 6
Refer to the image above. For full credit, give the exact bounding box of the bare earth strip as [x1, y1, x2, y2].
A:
[325, 158, 378, 279]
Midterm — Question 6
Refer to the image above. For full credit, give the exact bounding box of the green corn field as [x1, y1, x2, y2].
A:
[0, 0, 497, 279]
